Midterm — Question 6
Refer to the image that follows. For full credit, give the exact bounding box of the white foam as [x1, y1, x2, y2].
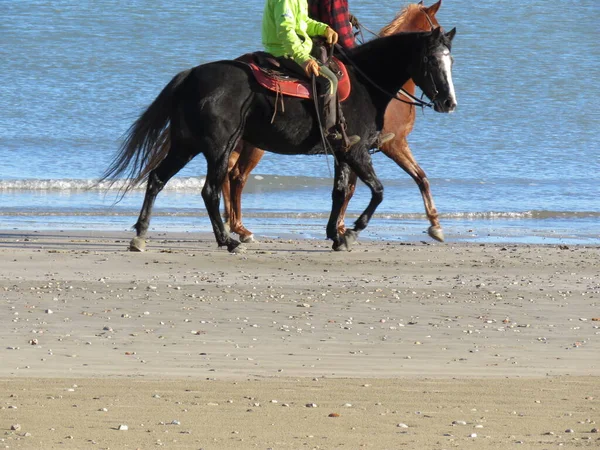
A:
[0, 177, 206, 192]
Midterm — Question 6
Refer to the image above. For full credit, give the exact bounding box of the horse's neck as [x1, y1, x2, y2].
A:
[402, 79, 416, 95]
[348, 34, 418, 100]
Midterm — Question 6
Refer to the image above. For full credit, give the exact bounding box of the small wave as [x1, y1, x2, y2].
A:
[0, 174, 342, 193]
[0, 177, 206, 191]
[441, 211, 600, 220]
[1, 209, 598, 221]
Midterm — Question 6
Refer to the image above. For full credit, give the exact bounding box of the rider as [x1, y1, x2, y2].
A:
[308, 0, 356, 50]
[307, 0, 395, 147]
[262, 0, 360, 150]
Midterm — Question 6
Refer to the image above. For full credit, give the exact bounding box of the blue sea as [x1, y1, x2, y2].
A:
[1, 0, 599, 245]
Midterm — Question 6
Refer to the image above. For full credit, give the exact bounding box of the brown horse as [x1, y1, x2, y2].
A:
[222, 0, 445, 243]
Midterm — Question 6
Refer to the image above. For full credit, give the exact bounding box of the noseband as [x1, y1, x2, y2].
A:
[420, 55, 439, 103]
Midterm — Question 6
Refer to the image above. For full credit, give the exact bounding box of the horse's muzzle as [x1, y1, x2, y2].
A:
[434, 97, 457, 113]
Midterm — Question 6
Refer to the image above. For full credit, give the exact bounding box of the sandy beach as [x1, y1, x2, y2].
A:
[1, 230, 598, 449]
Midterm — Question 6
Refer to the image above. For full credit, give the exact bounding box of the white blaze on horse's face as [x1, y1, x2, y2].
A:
[420, 27, 457, 113]
[440, 48, 457, 112]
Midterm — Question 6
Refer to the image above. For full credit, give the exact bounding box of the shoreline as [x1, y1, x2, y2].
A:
[1, 230, 598, 448]
[0, 216, 599, 246]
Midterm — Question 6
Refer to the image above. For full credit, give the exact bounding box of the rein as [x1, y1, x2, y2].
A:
[311, 74, 337, 165]
[334, 43, 434, 109]
[350, 15, 379, 43]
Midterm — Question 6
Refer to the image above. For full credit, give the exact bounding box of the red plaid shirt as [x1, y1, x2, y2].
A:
[308, 0, 356, 49]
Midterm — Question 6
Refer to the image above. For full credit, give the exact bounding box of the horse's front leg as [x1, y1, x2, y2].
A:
[336, 170, 358, 235]
[327, 159, 353, 251]
[228, 142, 265, 243]
[380, 136, 443, 242]
[342, 149, 384, 250]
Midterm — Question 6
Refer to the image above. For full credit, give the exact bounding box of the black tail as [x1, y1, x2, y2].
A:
[101, 69, 192, 192]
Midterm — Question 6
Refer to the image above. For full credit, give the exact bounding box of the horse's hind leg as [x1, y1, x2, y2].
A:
[228, 142, 265, 243]
[130, 145, 195, 252]
[203, 150, 243, 253]
[380, 137, 444, 242]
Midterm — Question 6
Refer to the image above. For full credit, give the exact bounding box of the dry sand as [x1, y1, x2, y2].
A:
[0, 230, 598, 449]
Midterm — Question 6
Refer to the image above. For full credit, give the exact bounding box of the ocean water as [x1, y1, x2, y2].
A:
[1, 0, 599, 244]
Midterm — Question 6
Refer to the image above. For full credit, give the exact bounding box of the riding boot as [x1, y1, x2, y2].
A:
[322, 93, 360, 151]
[322, 93, 343, 143]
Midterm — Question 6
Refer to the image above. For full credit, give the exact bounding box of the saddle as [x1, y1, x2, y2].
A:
[237, 52, 351, 102]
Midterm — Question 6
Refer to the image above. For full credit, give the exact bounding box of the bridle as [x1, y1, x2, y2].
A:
[421, 54, 440, 104]
[348, 7, 440, 108]
[335, 43, 435, 109]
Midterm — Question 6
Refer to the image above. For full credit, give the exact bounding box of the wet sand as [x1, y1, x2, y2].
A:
[1, 230, 598, 449]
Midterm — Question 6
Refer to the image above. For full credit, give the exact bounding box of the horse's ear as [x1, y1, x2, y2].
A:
[445, 27, 457, 42]
[431, 26, 442, 39]
[427, 0, 442, 15]
[418, 1, 424, 5]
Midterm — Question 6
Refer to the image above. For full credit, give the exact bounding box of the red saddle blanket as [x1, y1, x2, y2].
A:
[238, 53, 351, 102]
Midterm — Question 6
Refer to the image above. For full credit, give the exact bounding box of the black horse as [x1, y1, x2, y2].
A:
[103, 27, 457, 253]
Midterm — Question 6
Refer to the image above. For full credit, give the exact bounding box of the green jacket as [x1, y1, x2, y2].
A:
[262, 0, 329, 65]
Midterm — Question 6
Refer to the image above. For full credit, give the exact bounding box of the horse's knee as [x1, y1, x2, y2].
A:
[230, 170, 248, 186]
[372, 183, 384, 205]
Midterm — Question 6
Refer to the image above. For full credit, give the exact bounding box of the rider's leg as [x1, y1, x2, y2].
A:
[317, 64, 360, 149]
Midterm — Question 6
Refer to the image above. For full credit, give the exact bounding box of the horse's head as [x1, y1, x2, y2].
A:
[418, 0, 442, 30]
[412, 26, 457, 113]
[380, 0, 442, 36]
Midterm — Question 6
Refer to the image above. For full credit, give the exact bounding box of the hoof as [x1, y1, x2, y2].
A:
[428, 226, 445, 242]
[332, 240, 347, 252]
[343, 229, 358, 251]
[227, 240, 244, 254]
[129, 237, 146, 252]
[231, 244, 247, 254]
[240, 234, 257, 244]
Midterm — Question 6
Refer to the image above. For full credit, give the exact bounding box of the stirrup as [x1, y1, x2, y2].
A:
[326, 130, 344, 141]
[339, 125, 360, 150]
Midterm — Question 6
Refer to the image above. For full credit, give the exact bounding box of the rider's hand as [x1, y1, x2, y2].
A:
[302, 59, 320, 77]
[324, 26, 338, 45]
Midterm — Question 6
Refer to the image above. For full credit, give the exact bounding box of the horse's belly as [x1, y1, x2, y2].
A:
[243, 110, 325, 155]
